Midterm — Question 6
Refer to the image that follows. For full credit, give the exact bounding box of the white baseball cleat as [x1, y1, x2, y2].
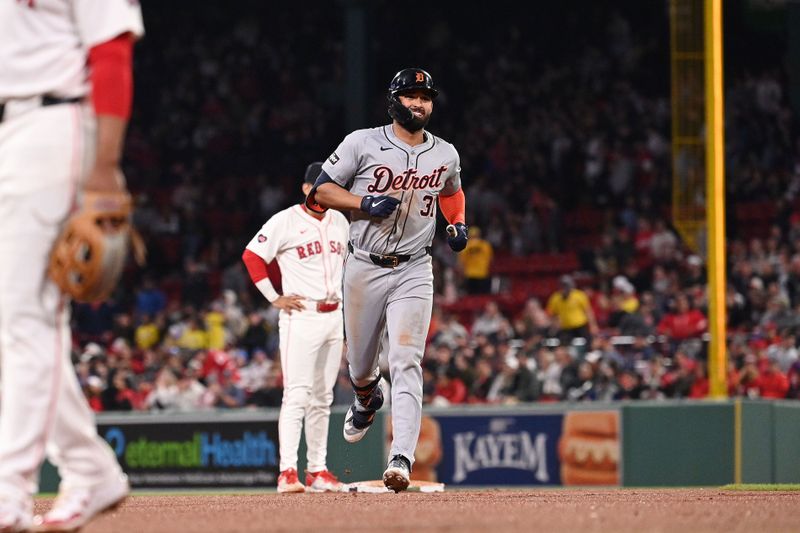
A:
[305, 470, 343, 493]
[31, 473, 129, 532]
[0, 496, 32, 533]
[383, 455, 411, 493]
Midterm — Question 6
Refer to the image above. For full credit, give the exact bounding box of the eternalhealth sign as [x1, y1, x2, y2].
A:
[104, 429, 277, 468]
[99, 419, 280, 488]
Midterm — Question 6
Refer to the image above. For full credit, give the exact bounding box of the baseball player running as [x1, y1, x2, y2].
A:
[0, 1, 143, 531]
[306, 68, 468, 492]
[243, 163, 349, 493]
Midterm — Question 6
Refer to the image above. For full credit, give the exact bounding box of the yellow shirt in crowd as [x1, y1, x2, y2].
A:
[205, 311, 226, 350]
[135, 323, 160, 350]
[178, 328, 209, 351]
[459, 238, 493, 279]
[546, 289, 591, 330]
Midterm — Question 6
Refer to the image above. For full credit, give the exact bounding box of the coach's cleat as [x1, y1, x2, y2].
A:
[383, 455, 411, 493]
[277, 468, 305, 493]
[32, 472, 128, 532]
[343, 381, 384, 443]
[0, 496, 32, 533]
[305, 470, 343, 493]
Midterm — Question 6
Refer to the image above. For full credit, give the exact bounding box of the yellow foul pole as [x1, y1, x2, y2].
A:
[705, 0, 727, 398]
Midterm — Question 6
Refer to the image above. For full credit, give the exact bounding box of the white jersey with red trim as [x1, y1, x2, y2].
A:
[0, 0, 144, 100]
[246, 204, 349, 303]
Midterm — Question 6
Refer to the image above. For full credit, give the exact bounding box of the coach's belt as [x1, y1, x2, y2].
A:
[0, 95, 84, 124]
[347, 242, 431, 268]
[316, 301, 339, 313]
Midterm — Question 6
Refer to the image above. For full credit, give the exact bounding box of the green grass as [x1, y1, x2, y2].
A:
[722, 483, 800, 491]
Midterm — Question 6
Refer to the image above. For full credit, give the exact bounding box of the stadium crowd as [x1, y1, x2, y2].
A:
[70, 2, 800, 411]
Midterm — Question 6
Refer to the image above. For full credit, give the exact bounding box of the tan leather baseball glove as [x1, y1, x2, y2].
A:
[48, 191, 145, 302]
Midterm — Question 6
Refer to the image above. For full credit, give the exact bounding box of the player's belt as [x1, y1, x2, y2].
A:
[347, 242, 432, 268]
[0, 95, 84, 124]
[316, 301, 339, 313]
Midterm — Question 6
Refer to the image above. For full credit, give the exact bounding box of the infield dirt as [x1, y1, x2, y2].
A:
[34, 488, 800, 532]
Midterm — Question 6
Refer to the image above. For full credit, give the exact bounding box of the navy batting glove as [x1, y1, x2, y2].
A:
[446, 223, 468, 252]
[360, 195, 400, 218]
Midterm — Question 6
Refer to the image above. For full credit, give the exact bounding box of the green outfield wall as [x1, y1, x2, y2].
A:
[621, 400, 800, 486]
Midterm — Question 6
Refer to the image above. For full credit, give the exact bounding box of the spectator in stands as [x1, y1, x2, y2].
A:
[241, 312, 271, 355]
[432, 367, 468, 406]
[177, 315, 209, 351]
[486, 355, 520, 404]
[146, 368, 180, 410]
[767, 332, 799, 373]
[247, 363, 284, 408]
[656, 293, 707, 343]
[135, 275, 167, 319]
[102, 370, 139, 411]
[458, 226, 494, 294]
[566, 361, 598, 402]
[135, 313, 161, 350]
[756, 353, 790, 399]
[207, 369, 246, 409]
[112, 313, 136, 347]
[468, 358, 495, 403]
[650, 218, 679, 264]
[786, 361, 800, 400]
[608, 275, 639, 331]
[240, 349, 272, 397]
[614, 369, 644, 400]
[174, 369, 208, 411]
[507, 352, 540, 403]
[759, 294, 794, 331]
[471, 301, 514, 342]
[737, 353, 761, 398]
[682, 255, 706, 288]
[85, 376, 106, 413]
[782, 254, 800, 308]
[546, 275, 599, 345]
[688, 363, 709, 399]
[434, 312, 469, 349]
[514, 298, 552, 341]
[205, 302, 227, 350]
[659, 350, 696, 398]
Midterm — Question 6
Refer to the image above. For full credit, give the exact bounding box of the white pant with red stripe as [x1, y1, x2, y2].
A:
[0, 102, 123, 503]
[278, 304, 343, 473]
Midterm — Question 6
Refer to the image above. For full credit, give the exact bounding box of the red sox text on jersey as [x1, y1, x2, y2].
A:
[296, 240, 345, 260]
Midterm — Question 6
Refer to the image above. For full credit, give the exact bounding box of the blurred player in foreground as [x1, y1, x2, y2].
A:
[0, 1, 143, 531]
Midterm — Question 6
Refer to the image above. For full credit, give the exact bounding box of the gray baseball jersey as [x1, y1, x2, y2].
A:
[321, 124, 461, 255]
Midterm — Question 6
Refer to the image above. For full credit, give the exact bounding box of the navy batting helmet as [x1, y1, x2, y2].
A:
[388, 68, 439, 99]
[387, 68, 438, 130]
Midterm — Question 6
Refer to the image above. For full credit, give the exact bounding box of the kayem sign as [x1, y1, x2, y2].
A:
[429, 409, 620, 486]
[435, 414, 561, 485]
[98, 413, 279, 488]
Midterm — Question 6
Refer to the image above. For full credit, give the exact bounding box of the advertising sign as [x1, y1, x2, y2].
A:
[99, 419, 279, 488]
[430, 409, 619, 487]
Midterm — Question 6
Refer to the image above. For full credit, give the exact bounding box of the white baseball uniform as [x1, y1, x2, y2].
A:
[0, 0, 143, 508]
[245, 205, 349, 473]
